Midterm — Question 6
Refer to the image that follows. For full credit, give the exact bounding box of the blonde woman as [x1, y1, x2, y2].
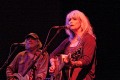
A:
[49, 10, 97, 80]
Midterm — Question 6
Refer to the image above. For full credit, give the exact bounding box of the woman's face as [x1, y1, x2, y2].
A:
[68, 17, 81, 31]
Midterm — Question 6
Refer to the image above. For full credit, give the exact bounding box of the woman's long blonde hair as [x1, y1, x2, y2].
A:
[65, 10, 96, 39]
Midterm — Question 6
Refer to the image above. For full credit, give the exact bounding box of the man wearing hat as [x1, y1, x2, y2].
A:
[6, 33, 49, 80]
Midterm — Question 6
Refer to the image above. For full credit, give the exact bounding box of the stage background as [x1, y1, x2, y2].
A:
[0, 0, 119, 80]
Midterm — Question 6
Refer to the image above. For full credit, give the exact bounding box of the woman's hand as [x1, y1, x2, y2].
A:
[49, 58, 56, 73]
[70, 60, 82, 67]
[49, 65, 55, 73]
[63, 57, 69, 63]
[61, 54, 69, 63]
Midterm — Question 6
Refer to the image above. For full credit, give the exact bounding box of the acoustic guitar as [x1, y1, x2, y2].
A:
[50, 48, 82, 80]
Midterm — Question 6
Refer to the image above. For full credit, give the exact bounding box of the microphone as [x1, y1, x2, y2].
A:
[13, 42, 25, 46]
[53, 26, 69, 29]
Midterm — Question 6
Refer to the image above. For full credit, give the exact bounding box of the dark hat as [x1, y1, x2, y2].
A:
[25, 33, 42, 48]
[25, 33, 39, 39]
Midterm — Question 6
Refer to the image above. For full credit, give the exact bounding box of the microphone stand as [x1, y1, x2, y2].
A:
[22, 29, 62, 79]
[0, 45, 18, 72]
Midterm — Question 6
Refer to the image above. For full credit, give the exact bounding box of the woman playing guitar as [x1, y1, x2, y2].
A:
[49, 10, 97, 80]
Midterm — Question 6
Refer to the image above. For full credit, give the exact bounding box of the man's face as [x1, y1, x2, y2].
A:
[25, 37, 38, 50]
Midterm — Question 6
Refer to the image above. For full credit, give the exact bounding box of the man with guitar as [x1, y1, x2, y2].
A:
[49, 10, 97, 80]
[6, 33, 49, 80]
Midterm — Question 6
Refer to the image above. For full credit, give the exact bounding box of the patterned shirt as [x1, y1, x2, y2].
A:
[6, 50, 49, 80]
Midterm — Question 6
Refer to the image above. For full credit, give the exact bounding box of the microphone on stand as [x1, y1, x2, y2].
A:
[13, 42, 25, 46]
[52, 26, 69, 29]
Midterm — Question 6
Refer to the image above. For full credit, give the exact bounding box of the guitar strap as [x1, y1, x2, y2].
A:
[22, 50, 42, 80]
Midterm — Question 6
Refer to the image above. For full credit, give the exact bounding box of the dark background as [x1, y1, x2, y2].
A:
[0, 0, 120, 80]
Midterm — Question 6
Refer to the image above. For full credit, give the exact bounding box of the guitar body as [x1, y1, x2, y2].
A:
[50, 47, 83, 80]
[50, 55, 64, 80]
[13, 73, 29, 80]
